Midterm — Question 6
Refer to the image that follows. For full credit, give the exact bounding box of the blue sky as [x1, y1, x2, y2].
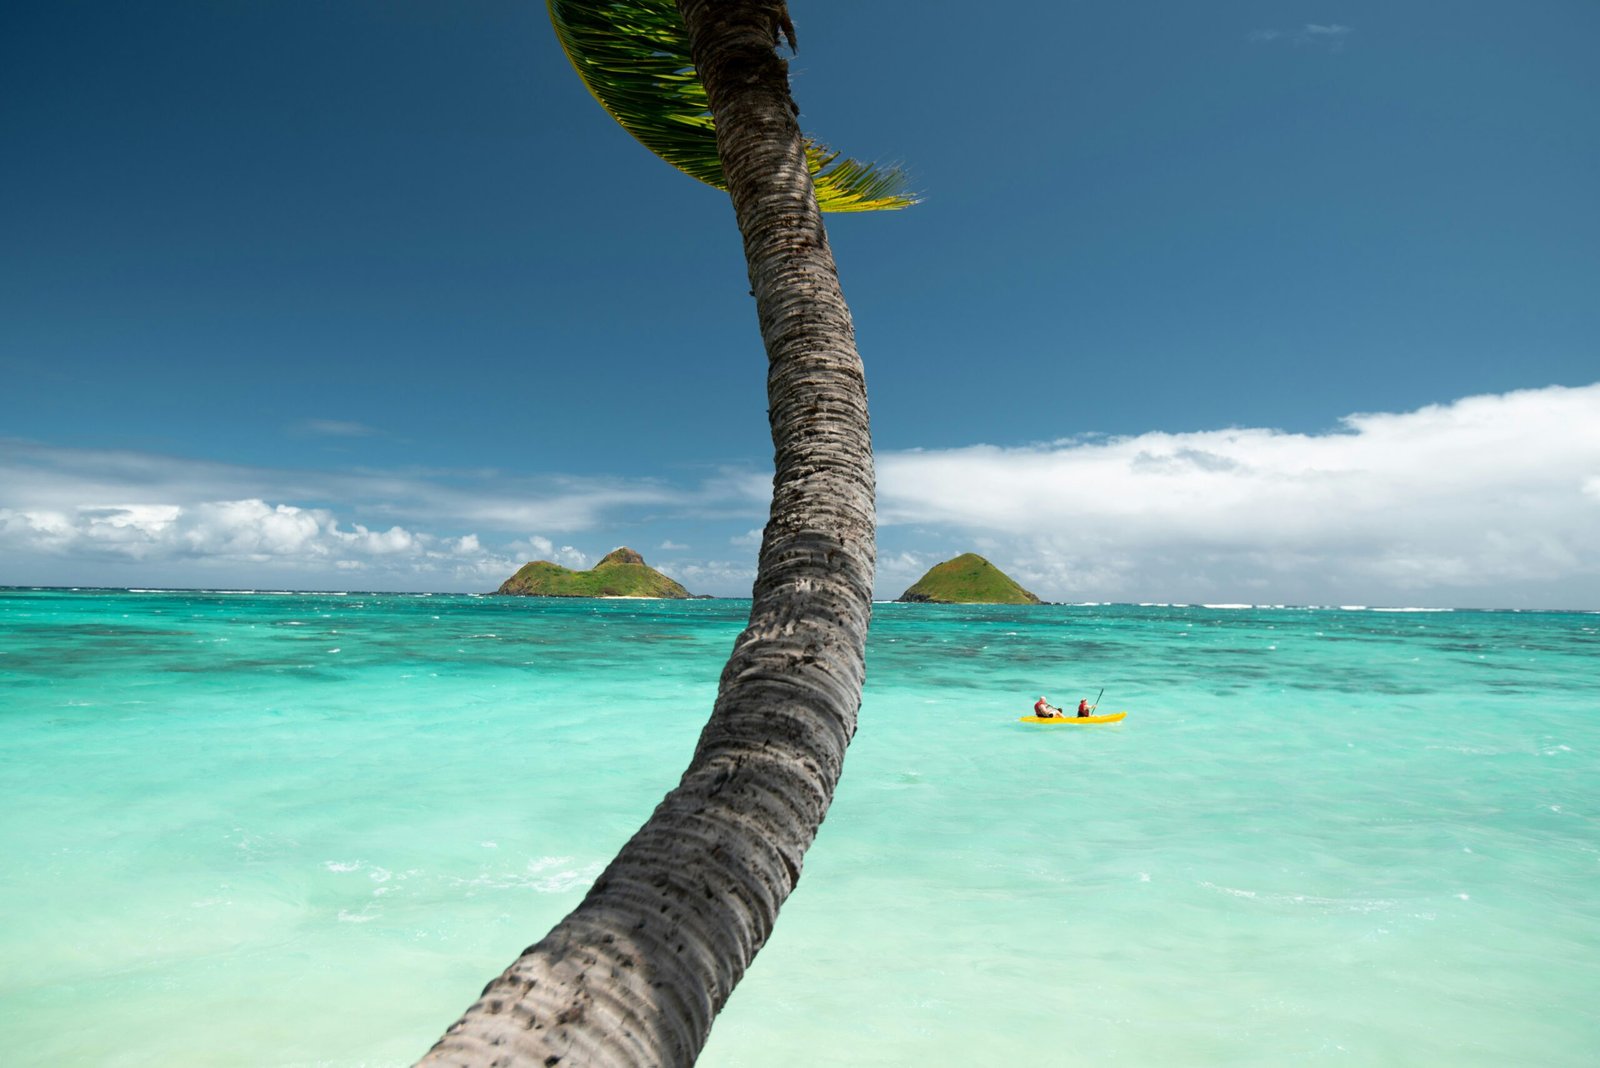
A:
[3, 1, 1597, 606]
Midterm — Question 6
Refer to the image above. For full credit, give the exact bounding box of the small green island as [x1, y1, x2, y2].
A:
[897, 553, 1042, 605]
[495, 547, 691, 599]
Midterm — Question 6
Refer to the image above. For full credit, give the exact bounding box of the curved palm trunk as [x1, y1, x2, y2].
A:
[419, 3, 873, 1065]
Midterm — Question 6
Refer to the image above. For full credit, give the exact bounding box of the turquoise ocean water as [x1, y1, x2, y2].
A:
[2, 588, 1597, 1066]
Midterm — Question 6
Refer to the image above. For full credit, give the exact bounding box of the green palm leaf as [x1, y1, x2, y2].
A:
[548, 0, 916, 212]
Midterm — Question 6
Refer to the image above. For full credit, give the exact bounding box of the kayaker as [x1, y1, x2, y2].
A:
[1076, 698, 1095, 718]
[1034, 696, 1065, 719]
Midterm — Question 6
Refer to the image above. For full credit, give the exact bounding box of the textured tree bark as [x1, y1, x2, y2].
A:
[417, 2, 873, 1065]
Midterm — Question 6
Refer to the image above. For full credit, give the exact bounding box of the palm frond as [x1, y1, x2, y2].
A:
[548, 0, 917, 212]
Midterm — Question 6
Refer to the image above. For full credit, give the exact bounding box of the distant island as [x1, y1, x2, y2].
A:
[495, 547, 692, 599]
[897, 553, 1042, 604]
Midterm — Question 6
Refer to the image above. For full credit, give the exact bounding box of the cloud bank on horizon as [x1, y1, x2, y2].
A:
[3, 384, 1597, 607]
[877, 384, 1600, 607]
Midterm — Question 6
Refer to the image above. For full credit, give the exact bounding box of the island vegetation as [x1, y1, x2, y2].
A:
[494, 546, 690, 599]
[898, 553, 1042, 604]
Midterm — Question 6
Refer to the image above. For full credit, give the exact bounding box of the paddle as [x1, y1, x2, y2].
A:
[1086, 686, 1104, 717]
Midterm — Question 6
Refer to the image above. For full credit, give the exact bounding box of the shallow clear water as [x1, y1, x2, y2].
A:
[2, 589, 1597, 1065]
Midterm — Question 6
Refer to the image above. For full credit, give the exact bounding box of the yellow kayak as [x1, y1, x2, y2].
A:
[1019, 711, 1127, 725]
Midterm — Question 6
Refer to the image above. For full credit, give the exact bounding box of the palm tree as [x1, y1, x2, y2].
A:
[418, 2, 911, 1064]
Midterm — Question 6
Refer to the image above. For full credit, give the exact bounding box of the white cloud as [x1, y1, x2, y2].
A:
[0, 440, 767, 591]
[877, 384, 1600, 605]
[875, 550, 933, 592]
[0, 442, 744, 536]
[511, 536, 590, 570]
[1, 497, 422, 566]
[3, 503, 184, 560]
[658, 558, 756, 595]
[290, 418, 379, 438]
[1249, 23, 1353, 50]
[0, 493, 563, 591]
[5, 384, 1597, 605]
